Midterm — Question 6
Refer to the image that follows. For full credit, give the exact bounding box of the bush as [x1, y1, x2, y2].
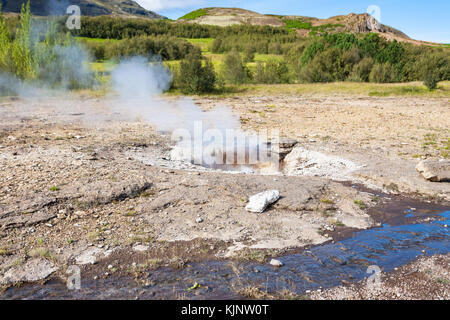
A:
[349, 57, 374, 82]
[420, 52, 450, 89]
[221, 51, 248, 85]
[243, 45, 255, 63]
[299, 63, 333, 83]
[177, 53, 216, 94]
[369, 63, 396, 83]
[254, 59, 290, 84]
[423, 70, 438, 90]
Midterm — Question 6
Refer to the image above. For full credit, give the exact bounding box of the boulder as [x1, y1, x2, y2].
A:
[0, 258, 58, 285]
[416, 160, 450, 182]
[245, 190, 280, 213]
[269, 259, 284, 267]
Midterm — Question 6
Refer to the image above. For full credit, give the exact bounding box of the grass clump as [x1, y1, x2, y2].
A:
[29, 247, 55, 259]
[321, 198, 335, 205]
[354, 200, 367, 209]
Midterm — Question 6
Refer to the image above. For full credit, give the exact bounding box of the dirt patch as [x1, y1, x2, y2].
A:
[0, 94, 449, 291]
[196, 94, 450, 200]
[310, 253, 450, 300]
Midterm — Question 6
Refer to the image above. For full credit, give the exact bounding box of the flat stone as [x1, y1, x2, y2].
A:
[245, 190, 280, 213]
[74, 247, 105, 265]
[269, 259, 284, 267]
[0, 258, 58, 285]
[416, 160, 450, 182]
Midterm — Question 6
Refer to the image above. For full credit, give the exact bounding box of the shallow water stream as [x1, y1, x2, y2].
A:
[3, 206, 449, 300]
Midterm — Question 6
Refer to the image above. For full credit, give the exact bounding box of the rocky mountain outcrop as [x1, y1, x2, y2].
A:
[0, 0, 166, 19]
[179, 7, 411, 41]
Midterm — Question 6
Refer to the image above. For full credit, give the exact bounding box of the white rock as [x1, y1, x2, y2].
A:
[196, 217, 204, 223]
[133, 244, 149, 253]
[74, 247, 104, 265]
[269, 259, 284, 267]
[0, 258, 58, 285]
[245, 190, 280, 213]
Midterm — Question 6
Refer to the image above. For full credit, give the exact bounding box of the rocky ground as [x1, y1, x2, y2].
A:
[0, 93, 448, 298]
[310, 253, 450, 300]
[198, 94, 450, 199]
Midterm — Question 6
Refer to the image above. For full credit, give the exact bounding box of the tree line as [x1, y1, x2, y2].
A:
[69, 16, 291, 39]
[1, 5, 449, 95]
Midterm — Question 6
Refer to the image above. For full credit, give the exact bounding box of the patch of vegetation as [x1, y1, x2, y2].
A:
[0, 248, 10, 256]
[0, 2, 96, 94]
[385, 183, 400, 193]
[283, 18, 312, 31]
[354, 200, 367, 209]
[29, 247, 55, 259]
[236, 249, 269, 263]
[179, 9, 209, 21]
[87, 231, 101, 241]
[49, 186, 60, 192]
[436, 277, 449, 285]
[321, 198, 335, 205]
[126, 210, 137, 217]
[172, 52, 216, 94]
[331, 220, 346, 227]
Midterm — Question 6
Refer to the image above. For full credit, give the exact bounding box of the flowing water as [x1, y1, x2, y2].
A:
[2, 205, 449, 300]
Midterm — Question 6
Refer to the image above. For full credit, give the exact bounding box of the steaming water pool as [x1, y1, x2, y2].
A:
[2, 207, 449, 300]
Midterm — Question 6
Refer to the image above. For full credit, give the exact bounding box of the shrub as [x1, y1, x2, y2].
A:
[299, 63, 333, 83]
[369, 63, 396, 83]
[423, 71, 438, 90]
[177, 53, 216, 94]
[349, 57, 374, 82]
[221, 51, 248, 85]
[243, 45, 255, 63]
[420, 52, 450, 89]
[254, 59, 290, 84]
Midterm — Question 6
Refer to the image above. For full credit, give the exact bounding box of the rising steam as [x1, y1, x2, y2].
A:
[110, 57, 277, 169]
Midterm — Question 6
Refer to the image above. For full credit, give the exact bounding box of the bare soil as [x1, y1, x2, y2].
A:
[310, 253, 450, 300]
[0, 93, 448, 296]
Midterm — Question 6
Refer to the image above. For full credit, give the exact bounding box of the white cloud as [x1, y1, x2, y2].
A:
[135, 0, 206, 11]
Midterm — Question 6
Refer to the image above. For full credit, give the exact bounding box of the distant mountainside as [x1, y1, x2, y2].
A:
[178, 7, 426, 44]
[0, 0, 166, 19]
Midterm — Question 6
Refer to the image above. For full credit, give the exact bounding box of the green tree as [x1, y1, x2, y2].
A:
[0, 4, 12, 72]
[369, 63, 396, 83]
[178, 53, 216, 94]
[243, 45, 255, 63]
[12, 1, 35, 79]
[221, 51, 247, 85]
[349, 57, 374, 82]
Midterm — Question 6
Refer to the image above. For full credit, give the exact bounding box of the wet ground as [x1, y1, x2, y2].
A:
[3, 206, 448, 300]
[0, 95, 449, 300]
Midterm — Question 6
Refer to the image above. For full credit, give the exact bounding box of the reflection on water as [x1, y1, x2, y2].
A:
[3, 211, 449, 300]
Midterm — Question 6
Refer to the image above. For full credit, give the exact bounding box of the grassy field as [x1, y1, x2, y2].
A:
[79, 37, 449, 98]
[166, 81, 450, 97]
[76, 37, 120, 43]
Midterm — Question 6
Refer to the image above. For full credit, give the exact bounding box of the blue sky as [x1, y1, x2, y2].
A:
[135, 0, 450, 43]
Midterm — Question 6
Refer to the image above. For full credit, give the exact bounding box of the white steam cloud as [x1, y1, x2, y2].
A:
[109, 57, 276, 169]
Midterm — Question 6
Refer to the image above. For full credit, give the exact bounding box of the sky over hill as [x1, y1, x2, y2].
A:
[135, 0, 450, 43]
